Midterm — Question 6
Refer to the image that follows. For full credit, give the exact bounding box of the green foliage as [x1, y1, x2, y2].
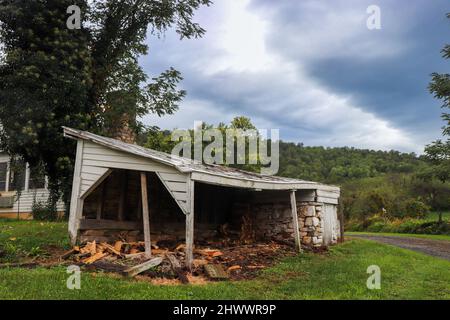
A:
[31, 201, 58, 221]
[347, 218, 450, 235]
[143, 116, 263, 172]
[402, 199, 430, 218]
[420, 14, 450, 188]
[0, 0, 92, 208]
[0, 0, 211, 208]
[278, 143, 425, 183]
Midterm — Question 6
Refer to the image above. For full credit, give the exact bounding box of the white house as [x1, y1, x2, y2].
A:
[0, 151, 65, 219]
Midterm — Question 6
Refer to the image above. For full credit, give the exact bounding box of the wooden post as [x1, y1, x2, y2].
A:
[185, 179, 194, 270]
[68, 140, 84, 245]
[338, 199, 344, 243]
[140, 172, 151, 258]
[290, 190, 302, 253]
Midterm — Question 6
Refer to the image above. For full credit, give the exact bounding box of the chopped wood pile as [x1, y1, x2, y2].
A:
[61, 240, 295, 283]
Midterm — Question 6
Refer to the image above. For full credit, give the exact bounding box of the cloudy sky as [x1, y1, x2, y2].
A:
[140, 0, 449, 154]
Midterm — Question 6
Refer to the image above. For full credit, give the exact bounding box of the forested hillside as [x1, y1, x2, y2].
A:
[278, 142, 426, 184]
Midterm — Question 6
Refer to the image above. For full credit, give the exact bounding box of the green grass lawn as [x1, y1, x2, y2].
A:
[0, 219, 449, 299]
[346, 231, 450, 242]
[0, 219, 69, 262]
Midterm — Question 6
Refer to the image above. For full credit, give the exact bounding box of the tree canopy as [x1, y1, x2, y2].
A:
[0, 0, 210, 207]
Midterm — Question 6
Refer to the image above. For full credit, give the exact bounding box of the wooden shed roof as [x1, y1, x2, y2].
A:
[63, 127, 340, 194]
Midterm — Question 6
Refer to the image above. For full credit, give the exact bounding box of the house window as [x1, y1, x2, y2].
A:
[0, 162, 7, 191]
[9, 160, 25, 191]
[29, 165, 46, 189]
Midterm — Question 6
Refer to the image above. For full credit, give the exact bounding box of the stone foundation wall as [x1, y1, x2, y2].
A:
[239, 201, 327, 248]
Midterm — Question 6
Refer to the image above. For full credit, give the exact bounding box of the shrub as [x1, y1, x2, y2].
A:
[31, 201, 58, 221]
[346, 216, 450, 235]
[366, 221, 386, 232]
[401, 199, 430, 218]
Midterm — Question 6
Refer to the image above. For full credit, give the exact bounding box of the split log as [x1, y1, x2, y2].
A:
[60, 248, 77, 260]
[100, 242, 122, 256]
[123, 252, 146, 259]
[123, 257, 163, 277]
[114, 241, 123, 252]
[227, 265, 241, 272]
[82, 252, 107, 264]
[166, 253, 189, 284]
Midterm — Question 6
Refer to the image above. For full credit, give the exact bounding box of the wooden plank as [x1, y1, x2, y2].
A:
[290, 190, 302, 253]
[158, 172, 188, 183]
[156, 172, 189, 215]
[82, 159, 176, 174]
[81, 165, 110, 175]
[185, 178, 194, 270]
[338, 204, 344, 243]
[165, 181, 187, 192]
[82, 153, 177, 171]
[79, 219, 141, 230]
[68, 140, 84, 245]
[123, 257, 163, 277]
[316, 189, 340, 199]
[172, 191, 187, 202]
[79, 168, 112, 200]
[316, 196, 339, 205]
[141, 172, 151, 258]
[190, 171, 340, 192]
[80, 172, 103, 182]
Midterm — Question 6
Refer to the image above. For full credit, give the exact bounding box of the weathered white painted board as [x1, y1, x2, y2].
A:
[316, 196, 339, 205]
[156, 172, 189, 214]
[82, 141, 179, 174]
[322, 204, 340, 245]
[316, 189, 340, 199]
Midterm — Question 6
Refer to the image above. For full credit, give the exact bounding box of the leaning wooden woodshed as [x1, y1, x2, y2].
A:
[63, 127, 341, 269]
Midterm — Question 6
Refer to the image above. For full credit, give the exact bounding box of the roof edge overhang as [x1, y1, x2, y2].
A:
[190, 171, 340, 192]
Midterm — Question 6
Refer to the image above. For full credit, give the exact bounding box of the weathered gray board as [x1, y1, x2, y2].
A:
[322, 204, 340, 245]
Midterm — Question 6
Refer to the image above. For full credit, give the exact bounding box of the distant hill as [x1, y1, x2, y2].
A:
[278, 142, 427, 184]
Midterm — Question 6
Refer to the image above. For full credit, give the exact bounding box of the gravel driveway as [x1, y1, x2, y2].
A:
[349, 234, 450, 261]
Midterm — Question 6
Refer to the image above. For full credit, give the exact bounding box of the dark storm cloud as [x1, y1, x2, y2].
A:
[140, 0, 449, 153]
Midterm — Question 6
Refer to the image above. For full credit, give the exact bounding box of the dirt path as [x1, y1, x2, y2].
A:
[349, 234, 450, 261]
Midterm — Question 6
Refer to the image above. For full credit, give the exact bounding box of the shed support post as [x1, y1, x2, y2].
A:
[185, 179, 194, 270]
[140, 172, 151, 258]
[68, 140, 84, 245]
[290, 190, 302, 253]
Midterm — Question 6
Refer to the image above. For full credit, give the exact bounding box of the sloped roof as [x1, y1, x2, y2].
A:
[63, 127, 340, 193]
